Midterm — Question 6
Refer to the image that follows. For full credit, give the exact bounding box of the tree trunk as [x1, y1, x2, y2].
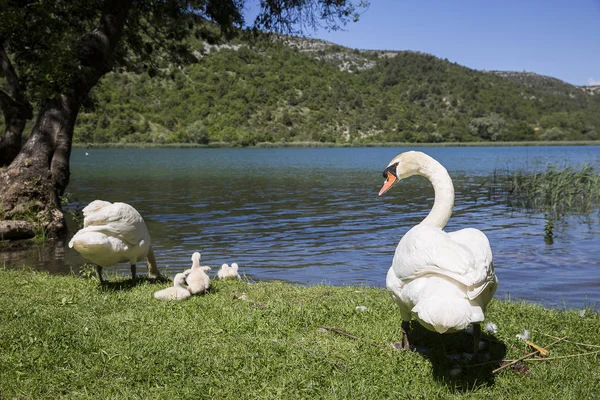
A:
[0, 0, 133, 240]
[0, 43, 33, 167]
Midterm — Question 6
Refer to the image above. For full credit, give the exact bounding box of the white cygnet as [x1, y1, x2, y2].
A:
[153, 273, 191, 301]
[184, 252, 211, 295]
[217, 263, 241, 280]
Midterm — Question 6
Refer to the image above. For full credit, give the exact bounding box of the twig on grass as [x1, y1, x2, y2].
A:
[512, 349, 600, 361]
[493, 336, 567, 374]
[537, 332, 600, 349]
[523, 339, 550, 356]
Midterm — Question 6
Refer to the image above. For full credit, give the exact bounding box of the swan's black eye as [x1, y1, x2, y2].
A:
[382, 163, 399, 179]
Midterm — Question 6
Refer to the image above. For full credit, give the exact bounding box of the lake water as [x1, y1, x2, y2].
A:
[3, 146, 599, 309]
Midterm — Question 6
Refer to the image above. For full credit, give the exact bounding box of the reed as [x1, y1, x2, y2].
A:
[492, 164, 600, 218]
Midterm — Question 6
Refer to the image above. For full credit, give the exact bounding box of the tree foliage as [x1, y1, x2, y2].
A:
[64, 38, 600, 146]
[0, 0, 369, 239]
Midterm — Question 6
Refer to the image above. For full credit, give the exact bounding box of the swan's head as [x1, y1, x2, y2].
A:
[231, 263, 239, 271]
[379, 151, 428, 196]
[191, 252, 201, 263]
[220, 263, 229, 270]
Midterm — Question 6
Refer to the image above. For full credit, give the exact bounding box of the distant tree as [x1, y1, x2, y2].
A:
[468, 113, 506, 141]
[541, 127, 566, 141]
[0, 0, 369, 240]
[185, 120, 210, 144]
[582, 125, 598, 140]
[504, 121, 535, 141]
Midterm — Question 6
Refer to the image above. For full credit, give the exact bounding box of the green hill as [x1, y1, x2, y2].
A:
[73, 34, 600, 145]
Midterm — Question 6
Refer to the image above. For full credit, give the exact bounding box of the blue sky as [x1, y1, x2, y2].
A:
[245, 0, 599, 86]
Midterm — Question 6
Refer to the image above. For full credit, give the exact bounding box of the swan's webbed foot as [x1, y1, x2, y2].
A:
[96, 265, 104, 284]
[393, 321, 411, 350]
[130, 263, 137, 281]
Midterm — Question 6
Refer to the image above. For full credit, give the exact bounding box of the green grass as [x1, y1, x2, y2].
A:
[1, 268, 599, 399]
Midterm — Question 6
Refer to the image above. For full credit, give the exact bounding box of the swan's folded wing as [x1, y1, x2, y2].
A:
[81, 200, 112, 218]
[448, 227, 496, 298]
[448, 228, 493, 273]
[81, 203, 148, 246]
[393, 226, 473, 277]
[84, 202, 141, 226]
[83, 204, 118, 227]
[77, 222, 145, 247]
[69, 231, 129, 266]
[392, 225, 496, 299]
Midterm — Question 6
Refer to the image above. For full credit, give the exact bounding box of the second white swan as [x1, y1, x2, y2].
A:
[69, 200, 161, 283]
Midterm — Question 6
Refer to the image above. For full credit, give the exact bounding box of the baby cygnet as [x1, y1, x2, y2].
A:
[153, 273, 191, 301]
[217, 263, 241, 280]
[184, 252, 211, 295]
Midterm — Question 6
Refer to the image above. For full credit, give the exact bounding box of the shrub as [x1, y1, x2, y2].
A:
[541, 127, 566, 141]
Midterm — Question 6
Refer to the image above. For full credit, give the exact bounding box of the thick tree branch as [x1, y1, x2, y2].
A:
[0, 42, 33, 166]
[1, 0, 135, 238]
[50, 0, 134, 194]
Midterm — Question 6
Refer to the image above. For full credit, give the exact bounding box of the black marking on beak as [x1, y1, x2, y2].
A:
[382, 163, 399, 179]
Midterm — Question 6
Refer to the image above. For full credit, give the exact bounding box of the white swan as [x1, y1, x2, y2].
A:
[183, 252, 211, 295]
[153, 273, 191, 301]
[68, 200, 161, 283]
[217, 263, 241, 280]
[379, 151, 498, 350]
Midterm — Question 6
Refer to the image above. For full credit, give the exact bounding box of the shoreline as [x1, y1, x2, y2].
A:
[72, 140, 600, 149]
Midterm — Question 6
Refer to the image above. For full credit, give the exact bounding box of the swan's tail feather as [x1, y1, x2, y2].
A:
[412, 296, 484, 334]
[70, 232, 118, 254]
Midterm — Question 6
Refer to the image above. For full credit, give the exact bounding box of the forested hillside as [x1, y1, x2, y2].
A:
[71, 32, 600, 145]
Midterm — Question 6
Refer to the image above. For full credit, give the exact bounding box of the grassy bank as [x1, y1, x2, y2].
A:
[72, 140, 600, 149]
[1, 268, 599, 399]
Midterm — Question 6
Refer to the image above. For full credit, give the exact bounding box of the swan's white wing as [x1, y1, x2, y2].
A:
[81, 200, 113, 222]
[391, 225, 496, 299]
[392, 225, 475, 280]
[448, 227, 498, 300]
[448, 228, 491, 267]
[69, 231, 130, 266]
[81, 202, 149, 247]
[83, 202, 141, 227]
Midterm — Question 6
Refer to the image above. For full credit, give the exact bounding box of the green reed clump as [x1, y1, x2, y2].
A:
[494, 164, 600, 218]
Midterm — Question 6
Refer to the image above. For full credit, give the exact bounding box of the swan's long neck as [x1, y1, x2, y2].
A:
[418, 159, 454, 228]
[191, 254, 201, 270]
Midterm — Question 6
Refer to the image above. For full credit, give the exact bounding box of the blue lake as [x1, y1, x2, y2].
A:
[3, 146, 599, 309]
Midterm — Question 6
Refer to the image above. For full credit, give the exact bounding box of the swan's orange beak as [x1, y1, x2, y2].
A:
[378, 172, 398, 196]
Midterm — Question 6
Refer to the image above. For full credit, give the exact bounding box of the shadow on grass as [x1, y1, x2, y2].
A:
[98, 275, 170, 292]
[407, 323, 507, 391]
